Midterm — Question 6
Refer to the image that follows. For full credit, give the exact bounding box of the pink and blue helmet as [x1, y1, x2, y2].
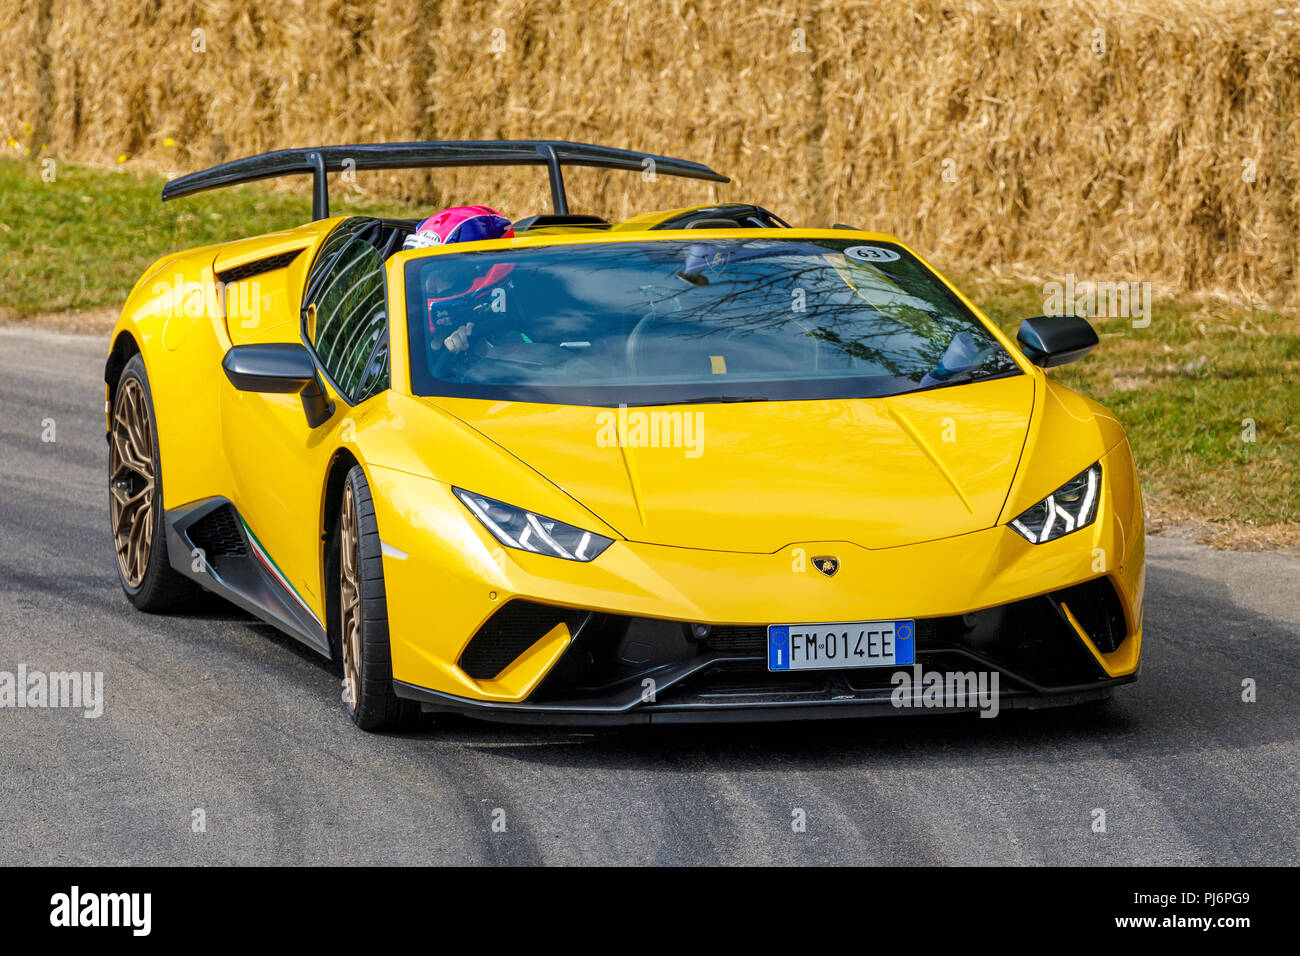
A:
[403, 205, 514, 249]
[405, 206, 516, 319]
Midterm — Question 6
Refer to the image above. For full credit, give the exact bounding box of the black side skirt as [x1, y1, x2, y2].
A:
[163, 497, 331, 658]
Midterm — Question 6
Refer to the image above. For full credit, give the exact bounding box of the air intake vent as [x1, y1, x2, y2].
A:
[512, 213, 610, 231]
[699, 625, 766, 654]
[1055, 578, 1128, 654]
[187, 505, 247, 559]
[215, 249, 303, 284]
[459, 601, 589, 680]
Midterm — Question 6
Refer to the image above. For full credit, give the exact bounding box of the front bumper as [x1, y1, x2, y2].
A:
[392, 576, 1138, 724]
[370, 439, 1145, 723]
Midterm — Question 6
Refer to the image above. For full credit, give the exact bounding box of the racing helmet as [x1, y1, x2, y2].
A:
[405, 206, 515, 310]
[403, 205, 514, 249]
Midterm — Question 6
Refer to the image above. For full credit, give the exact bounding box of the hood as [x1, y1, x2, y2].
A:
[425, 374, 1035, 553]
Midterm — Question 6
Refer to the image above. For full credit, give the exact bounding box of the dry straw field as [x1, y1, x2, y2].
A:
[4, 0, 1299, 305]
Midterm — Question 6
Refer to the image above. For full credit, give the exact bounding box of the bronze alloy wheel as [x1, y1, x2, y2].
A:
[335, 465, 416, 730]
[110, 377, 156, 589]
[340, 480, 362, 712]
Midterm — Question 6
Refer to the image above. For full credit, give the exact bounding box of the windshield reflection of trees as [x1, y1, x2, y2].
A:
[630, 256, 974, 380]
[442, 241, 1013, 385]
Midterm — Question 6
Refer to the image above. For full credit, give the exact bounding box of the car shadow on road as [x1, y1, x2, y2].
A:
[172, 590, 342, 672]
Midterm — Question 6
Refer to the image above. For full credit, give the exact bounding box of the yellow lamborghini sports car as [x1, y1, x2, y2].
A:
[106, 141, 1143, 730]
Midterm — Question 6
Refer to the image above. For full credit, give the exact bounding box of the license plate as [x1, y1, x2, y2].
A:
[767, 620, 915, 671]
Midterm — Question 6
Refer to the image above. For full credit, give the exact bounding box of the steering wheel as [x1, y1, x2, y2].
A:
[431, 340, 475, 382]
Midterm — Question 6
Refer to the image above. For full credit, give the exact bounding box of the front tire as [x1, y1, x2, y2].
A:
[338, 465, 418, 731]
[110, 354, 199, 611]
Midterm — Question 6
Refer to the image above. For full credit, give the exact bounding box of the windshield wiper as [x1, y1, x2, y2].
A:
[631, 395, 771, 406]
[910, 367, 1020, 395]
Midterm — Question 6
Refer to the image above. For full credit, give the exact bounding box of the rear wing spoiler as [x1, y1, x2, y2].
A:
[161, 140, 730, 220]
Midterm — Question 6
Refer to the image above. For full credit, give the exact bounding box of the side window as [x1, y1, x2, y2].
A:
[303, 219, 389, 403]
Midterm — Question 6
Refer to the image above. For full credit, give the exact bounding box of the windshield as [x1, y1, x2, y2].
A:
[404, 237, 1019, 405]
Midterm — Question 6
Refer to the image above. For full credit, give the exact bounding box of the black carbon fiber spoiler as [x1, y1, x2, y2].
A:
[161, 140, 730, 220]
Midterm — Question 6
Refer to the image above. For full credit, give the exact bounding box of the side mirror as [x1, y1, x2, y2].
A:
[222, 343, 335, 428]
[1015, 315, 1099, 368]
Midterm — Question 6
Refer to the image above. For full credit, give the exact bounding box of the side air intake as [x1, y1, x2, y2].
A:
[187, 504, 248, 560]
[1054, 578, 1128, 654]
[458, 601, 590, 680]
[215, 249, 303, 284]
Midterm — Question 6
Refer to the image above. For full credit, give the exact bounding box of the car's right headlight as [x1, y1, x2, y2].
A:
[453, 488, 613, 562]
[1009, 463, 1101, 544]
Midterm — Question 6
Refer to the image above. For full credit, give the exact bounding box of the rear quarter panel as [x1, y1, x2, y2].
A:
[108, 226, 326, 514]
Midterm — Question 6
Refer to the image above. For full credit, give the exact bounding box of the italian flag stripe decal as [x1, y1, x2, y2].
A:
[238, 517, 323, 628]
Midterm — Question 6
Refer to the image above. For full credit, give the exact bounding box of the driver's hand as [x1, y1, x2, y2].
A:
[443, 322, 474, 353]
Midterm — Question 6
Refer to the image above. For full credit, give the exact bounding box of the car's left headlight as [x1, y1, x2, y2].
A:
[1009, 463, 1101, 544]
[453, 488, 614, 562]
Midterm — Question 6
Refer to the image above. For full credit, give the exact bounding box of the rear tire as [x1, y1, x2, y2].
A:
[338, 464, 419, 731]
[110, 354, 199, 612]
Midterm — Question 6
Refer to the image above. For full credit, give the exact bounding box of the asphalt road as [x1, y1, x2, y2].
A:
[1, 324, 1297, 866]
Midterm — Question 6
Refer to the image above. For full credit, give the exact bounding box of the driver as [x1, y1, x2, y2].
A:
[403, 206, 521, 353]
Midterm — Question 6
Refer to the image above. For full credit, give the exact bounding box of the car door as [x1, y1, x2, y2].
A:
[220, 218, 391, 631]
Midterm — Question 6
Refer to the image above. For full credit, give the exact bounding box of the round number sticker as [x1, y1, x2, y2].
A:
[845, 245, 901, 263]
